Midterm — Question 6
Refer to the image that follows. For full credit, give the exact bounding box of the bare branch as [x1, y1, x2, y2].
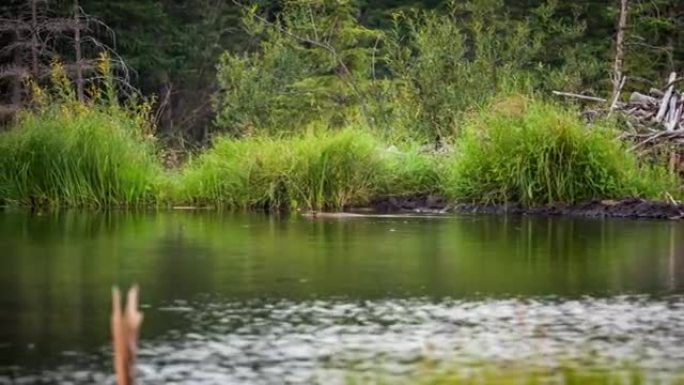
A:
[552, 91, 608, 103]
[611, 0, 628, 104]
[0, 65, 29, 80]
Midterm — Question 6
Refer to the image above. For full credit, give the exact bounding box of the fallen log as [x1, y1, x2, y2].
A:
[656, 72, 677, 123]
[629, 92, 657, 105]
[553, 72, 684, 134]
[551, 91, 607, 103]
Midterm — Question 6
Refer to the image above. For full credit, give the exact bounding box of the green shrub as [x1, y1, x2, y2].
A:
[443, 97, 678, 206]
[0, 106, 163, 207]
[178, 128, 384, 210]
[214, 1, 380, 136]
[213, 1, 600, 142]
[382, 0, 601, 140]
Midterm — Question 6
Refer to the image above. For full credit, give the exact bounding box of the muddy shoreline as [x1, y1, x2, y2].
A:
[3, 194, 682, 220]
[362, 195, 684, 220]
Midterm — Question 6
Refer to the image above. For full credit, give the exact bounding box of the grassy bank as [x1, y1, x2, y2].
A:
[443, 97, 678, 205]
[178, 128, 446, 210]
[179, 128, 382, 210]
[0, 98, 679, 210]
[0, 104, 163, 207]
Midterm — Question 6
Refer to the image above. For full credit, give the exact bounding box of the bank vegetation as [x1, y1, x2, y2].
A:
[0, 0, 682, 211]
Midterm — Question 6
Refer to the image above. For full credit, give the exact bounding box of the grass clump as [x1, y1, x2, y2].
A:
[290, 128, 382, 210]
[376, 146, 444, 197]
[0, 105, 163, 207]
[443, 97, 678, 206]
[177, 137, 294, 209]
[178, 128, 384, 211]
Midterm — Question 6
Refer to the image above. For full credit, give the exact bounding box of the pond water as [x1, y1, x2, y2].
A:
[0, 210, 683, 384]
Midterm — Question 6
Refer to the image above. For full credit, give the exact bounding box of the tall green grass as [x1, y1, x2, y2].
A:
[443, 97, 679, 206]
[2, 94, 680, 210]
[291, 129, 383, 210]
[178, 128, 391, 210]
[376, 146, 444, 197]
[0, 106, 163, 207]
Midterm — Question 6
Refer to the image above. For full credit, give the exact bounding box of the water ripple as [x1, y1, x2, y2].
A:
[3, 296, 684, 384]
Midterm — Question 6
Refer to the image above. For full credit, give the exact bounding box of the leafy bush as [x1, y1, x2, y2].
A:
[443, 97, 678, 205]
[213, 0, 601, 142]
[382, 0, 600, 140]
[214, 1, 380, 136]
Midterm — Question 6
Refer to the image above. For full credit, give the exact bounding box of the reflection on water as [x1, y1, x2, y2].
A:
[0, 211, 683, 383]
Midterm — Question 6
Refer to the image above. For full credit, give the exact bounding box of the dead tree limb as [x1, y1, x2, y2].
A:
[609, 75, 627, 115]
[551, 91, 607, 103]
[611, 0, 629, 103]
[73, 0, 84, 101]
[657, 72, 677, 123]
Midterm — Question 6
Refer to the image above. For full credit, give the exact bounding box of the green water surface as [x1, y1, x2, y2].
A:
[0, 210, 683, 381]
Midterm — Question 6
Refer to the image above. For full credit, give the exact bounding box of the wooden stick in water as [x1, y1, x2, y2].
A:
[111, 285, 143, 385]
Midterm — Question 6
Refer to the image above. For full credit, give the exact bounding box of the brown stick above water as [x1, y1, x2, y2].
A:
[111, 285, 143, 385]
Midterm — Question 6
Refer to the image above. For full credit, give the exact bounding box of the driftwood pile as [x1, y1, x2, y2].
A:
[619, 72, 683, 132]
[553, 72, 684, 152]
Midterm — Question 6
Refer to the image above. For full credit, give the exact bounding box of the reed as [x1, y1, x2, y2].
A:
[177, 136, 294, 209]
[290, 128, 382, 210]
[111, 285, 142, 385]
[2, 95, 679, 210]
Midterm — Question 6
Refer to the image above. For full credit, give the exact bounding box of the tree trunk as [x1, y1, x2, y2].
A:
[11, 31, 23, 106]
[30, 0, 39, 77]
[611, 0, 629, 101]
[74, 0, 84, 102]
[158, 75, 173, 134]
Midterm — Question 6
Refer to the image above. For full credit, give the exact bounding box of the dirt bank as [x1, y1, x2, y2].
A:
[365, 195, 684, 220]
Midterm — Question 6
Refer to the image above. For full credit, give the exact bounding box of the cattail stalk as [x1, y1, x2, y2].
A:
[111, 285, 143, 385]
